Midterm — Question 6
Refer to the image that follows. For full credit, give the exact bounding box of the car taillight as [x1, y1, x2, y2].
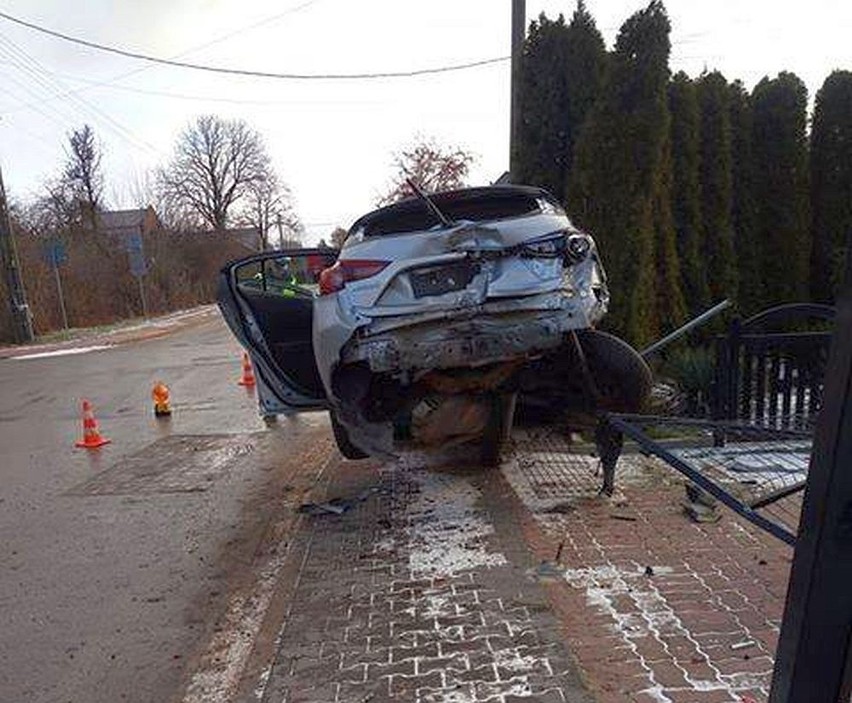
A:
[318, 259, 390, 295]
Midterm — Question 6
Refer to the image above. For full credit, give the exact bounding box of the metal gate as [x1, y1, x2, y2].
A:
[609, 303, 836, 546]
[712, 303, 835, 430]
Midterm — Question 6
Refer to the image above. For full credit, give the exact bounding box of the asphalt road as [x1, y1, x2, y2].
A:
[0, 312, 331, 703]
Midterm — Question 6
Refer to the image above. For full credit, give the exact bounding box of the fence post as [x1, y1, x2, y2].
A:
[769, 244, 852, 701]
[712, 317, 739, 446]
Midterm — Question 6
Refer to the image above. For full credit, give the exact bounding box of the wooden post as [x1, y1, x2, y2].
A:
[0, 166, 33, 342]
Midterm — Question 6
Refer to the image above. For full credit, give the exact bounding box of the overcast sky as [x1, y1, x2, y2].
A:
[0, 0, 850, 244]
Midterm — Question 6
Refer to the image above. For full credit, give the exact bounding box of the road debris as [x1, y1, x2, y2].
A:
[683, 482, 721, 522]
[609, 509, 638, 521]
[731, 640, 757, 652]
[298, 486, 381, 516]
[683, 499, 721, 523]
[686, 482, 717, 507]
[404, 471, 507, 577]
[731, 640, 756, 651]
[298, 500, 348, 516]
[527, 560, 565, 583]
[543, 501, 576, 514]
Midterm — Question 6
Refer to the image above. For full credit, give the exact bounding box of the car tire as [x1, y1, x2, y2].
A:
[578, 329, 652, 413]
[329, 410, 369, 460]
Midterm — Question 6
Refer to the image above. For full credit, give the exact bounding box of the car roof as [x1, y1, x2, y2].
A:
[349, 185, 561, 238]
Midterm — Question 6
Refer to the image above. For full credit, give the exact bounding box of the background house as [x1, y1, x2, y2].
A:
[98, 206, 161, 240]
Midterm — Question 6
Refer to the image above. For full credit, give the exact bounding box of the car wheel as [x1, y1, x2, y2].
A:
[329, 411, 369, 460]
[578, 329, 652, 413]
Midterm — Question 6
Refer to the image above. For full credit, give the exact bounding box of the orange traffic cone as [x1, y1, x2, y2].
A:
[237, 352, 256, 387]
[152, 381, 172, 417]
[75, 399, 111, 449]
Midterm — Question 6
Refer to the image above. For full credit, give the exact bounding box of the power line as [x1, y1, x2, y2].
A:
[176, 0, 326, 58]
[0, 35, 161, 156]
[0, 10, 510, 81]
[5, 69, 389, 108]
[0, 94, 62, 156]
[1, 34, 161, 155]
[0, 0, 329, 117]
[0, 55, 74, 130]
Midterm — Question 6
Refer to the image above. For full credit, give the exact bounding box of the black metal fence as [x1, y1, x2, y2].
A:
[604, 303, 838, 547]
[712, 303, 835, 430]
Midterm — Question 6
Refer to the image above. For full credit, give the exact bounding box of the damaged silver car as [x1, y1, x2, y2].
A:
[218, 185, 651, 464]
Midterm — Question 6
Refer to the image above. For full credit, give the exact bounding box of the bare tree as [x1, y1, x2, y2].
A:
[158, 115, 272, 231]
[378, 136, 475, 205]
[242, 173, 302, 250]
[114, 169, 194, 232]
[38, 180, 78, 232]
[62, 124, 104, 229]
[114, 168, 156, 209]
[329, 226, 348, 247]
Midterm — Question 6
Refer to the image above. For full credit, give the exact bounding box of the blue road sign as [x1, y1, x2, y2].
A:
[125, 232, 143, 253]
[128, 247, 147, 278]
[41, 240, 67, 267]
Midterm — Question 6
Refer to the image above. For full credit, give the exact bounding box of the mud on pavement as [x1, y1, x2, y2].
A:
[230, 448, 594, 703]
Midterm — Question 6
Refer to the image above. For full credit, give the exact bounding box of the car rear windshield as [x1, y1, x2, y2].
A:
[349, 186, 562, 238]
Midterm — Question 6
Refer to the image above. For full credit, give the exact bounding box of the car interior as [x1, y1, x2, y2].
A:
[232, 252, 337, 399]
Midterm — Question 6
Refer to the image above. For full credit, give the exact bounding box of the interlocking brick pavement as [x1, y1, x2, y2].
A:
[502, 441, 793, 703]
[247, 430, 795, 703]
[255, 453, 594, 703]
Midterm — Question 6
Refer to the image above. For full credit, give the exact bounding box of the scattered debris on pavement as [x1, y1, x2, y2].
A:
[298, 486, 382, 516]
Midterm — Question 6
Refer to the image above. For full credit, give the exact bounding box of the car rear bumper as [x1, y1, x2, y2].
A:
[340, 306, 592, 374]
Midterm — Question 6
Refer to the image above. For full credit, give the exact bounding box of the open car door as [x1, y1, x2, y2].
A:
[217, 248, 338, 415]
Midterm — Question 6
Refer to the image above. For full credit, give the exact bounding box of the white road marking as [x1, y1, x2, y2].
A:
[12, 344, 112, 360]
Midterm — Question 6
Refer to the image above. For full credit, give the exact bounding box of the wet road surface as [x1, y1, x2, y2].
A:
[0, 313, 331, 703]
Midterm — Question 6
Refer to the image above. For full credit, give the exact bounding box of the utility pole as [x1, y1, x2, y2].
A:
[509, 0, 526, 182]
[0, 166, 34, 343]
[276, 211, 284, 249]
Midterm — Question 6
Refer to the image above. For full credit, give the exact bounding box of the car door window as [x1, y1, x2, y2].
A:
[262, 256, 317, 298]
[226, 250, 337, 402]
[236, 255, 328, 299]
[235, 260, 263, 290]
